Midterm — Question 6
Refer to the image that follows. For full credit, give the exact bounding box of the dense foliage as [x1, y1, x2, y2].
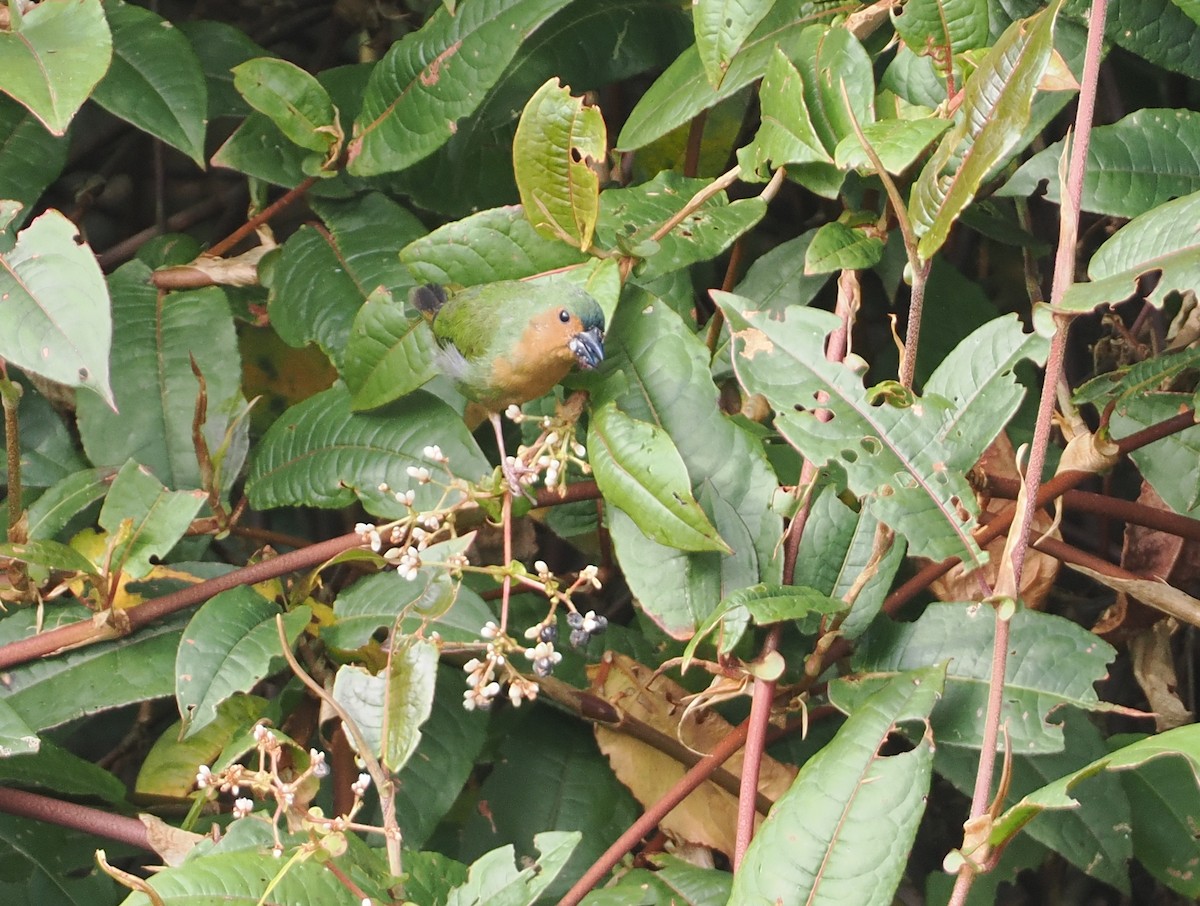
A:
[1, 0, 1200, 904]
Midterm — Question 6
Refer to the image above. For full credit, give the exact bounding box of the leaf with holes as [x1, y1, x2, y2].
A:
[731, 665, 945, 906]
[1058, 189, 1200, 314]
[714, 291, 985, 568]
[910, 0, 1067, 261]
[0, 211, 114, 407]
[513, 78, 605, 251]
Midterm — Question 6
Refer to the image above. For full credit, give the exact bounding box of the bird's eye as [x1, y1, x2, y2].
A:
[558, 309, 571, 323]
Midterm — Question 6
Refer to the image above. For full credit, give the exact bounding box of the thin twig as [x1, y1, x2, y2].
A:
[274, 617, 402, 877]
[206, 177, 318, 258]
[949, 2, 1110, 902]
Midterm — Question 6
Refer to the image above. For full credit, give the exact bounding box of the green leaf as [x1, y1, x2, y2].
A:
[588, 402, 730, 554]
[513, 78, 606, 251]
[447, 830, 580, 906]
[347, 0, 574, 176]
[332, 637, 437, 772]
[911, 0, 1067, 261]
[581, 853, 731, 906]
[137, 694, 269, 797]
[0, 211, 114, 407]
[344, 288, 440, 410]
[0, 737, 127, 803]
[729, 228, 830, 314]
[792, 487, 906, 641]
[714, 292, 986, 568]
[23, 467, 110, 539]
[617, 1, 841, 151]
[891, 0, 991, 55]
[91, 1, 207, 167]
[593, 294, 781, 639]
[461, 711, 640, 904]
[846, 603, 1117, 753]
[117, 850, 365, 905]
[394, 0, 690, 219]
[210, 64, 368, 191]
[76, 262, 243, 490]
[989, 724, 1200, 858]
[1111, 393, 1200, 515]
[176, 588, 309, 737]
[833, 116, 951, 174]
[730, 665, 945, 906]
[595, 171, 766, 281]
[923, 314, 1049, 471]
[803, 221, 885, 274]
[0, 697, 39, 759]
[1120, 732, 1200, 897]
[685, 583, 846, 664]
[736, 49, 830, 181]
[0, 96, 67, 227]
[792, 23, 876, 157]
[394, 665, 491, 848]
[694, 0, 773, 88]
[245, 384, 489, 520]
[936, 710, 1132, 893]
[0, 604, 181, 733]
[324, 566, 490, 650]
[1106, 0, 1200, 79]
[268, 193, 426, 370]
[1000, 108, 1200, 218]
[0, 0, 112, 135]
[0, 816, 120, 905]
[1058, 189, 1200, 314]
[98, 460, 206, 578]
[1075, 347, 1200, 411]
[177, 20, 268, 120]
[0, 540, 98, 577]
[401, 204, 587, 287]
[233, 57, 340, 156]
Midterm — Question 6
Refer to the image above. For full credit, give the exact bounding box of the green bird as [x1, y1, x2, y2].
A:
[412, 280, 605, 408]
[411, 280, 606, 487]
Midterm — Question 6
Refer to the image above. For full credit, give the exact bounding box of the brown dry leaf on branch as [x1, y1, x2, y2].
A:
[928, 434, 1060, 607]
[587, 652, 796, 859]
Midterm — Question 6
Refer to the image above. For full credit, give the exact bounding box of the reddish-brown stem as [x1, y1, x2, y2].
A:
[206, 177, 318, 258]
[0, 786, 151, 851]
[883, 409, 1195, 616]
[949, 3, 1110, 902]
[0, 480, 606, 673]
[556, 718, 751, 906]
[733, 625, 782, 869]
[985, 479, 1200, 543]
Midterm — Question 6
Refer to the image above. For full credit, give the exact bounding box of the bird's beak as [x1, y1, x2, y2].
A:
[569, 327, 605, 370]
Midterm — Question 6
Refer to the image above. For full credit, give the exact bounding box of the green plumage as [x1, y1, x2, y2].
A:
[412, 280, 605, 409]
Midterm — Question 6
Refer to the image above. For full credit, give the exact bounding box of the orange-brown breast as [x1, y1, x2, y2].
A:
[484, 308, 587, 407]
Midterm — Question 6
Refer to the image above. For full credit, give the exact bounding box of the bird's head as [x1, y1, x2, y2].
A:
[527, 287, 605, 372]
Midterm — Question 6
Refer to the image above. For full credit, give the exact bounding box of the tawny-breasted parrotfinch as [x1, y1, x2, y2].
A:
[411, 281, 605, 409]
[411, 280, 605, 489]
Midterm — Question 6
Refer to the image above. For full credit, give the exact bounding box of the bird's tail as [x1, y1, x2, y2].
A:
[409, 283, 447, 317]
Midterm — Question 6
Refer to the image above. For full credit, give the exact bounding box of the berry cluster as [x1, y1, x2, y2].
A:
[567, 609, 608, 648]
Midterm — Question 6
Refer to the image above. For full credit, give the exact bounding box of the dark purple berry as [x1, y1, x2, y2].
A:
[569, 629, 589, 648]
[591, 615, 608, 634]
[567, 612, 584, 630]
[533, 657, 555, 677]
[539, 623, 558, 644]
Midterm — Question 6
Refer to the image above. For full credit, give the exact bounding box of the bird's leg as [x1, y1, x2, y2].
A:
[490, 411, 524, 495]
[490, 412, 515, 631]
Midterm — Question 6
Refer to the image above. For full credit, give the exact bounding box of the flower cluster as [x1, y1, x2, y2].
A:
[461, 622, 540, 710]
[192, 720, 381, 859]
[502, 405, 591, 493]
